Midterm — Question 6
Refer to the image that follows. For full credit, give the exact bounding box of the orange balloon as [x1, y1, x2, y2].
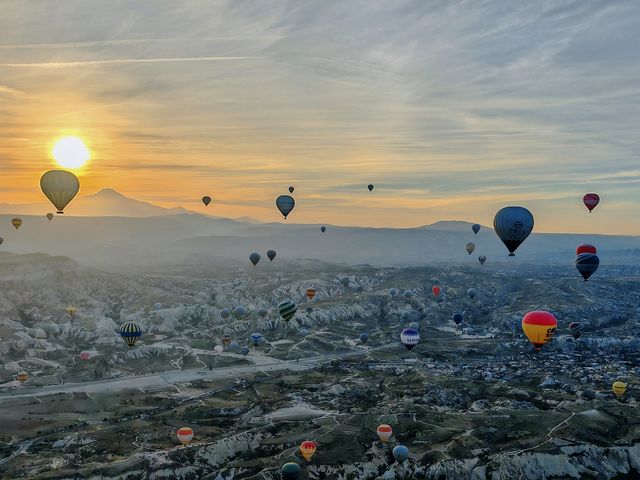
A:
[305, 288, 316, 301]
[176, 427, 194, 444]
[16, 372, 28, 383]
[522, 311, 557, 351]
[376, 424, 393, 442]
[300, 440, 317, 461]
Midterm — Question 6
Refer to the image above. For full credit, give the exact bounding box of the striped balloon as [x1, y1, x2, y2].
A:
[176, 427, 194, 444]
[376, 424, 393, 442]
[119, 321, 142, 347]
[278, 300, 297, 322]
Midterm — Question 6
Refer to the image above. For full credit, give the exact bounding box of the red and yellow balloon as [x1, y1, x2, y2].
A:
[522, 311, 557, 351]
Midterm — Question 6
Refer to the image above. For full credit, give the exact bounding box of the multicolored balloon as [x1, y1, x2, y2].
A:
[176, 427, 194, 445]
[306, 288, 316, 300]
[120, 322, 142, 347]
[250, 333, 263, 346]
[299, 440, 317, 461]
[400, 328, 420, 351]
[376, 424, 393, 442]
[576, 244, 597, 255]
[521, 311, 557, 351]
[16, 372, 28, 383]
[575, 253, 599, 281]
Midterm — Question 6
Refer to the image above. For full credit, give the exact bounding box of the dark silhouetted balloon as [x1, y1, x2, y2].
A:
[583, 193, 599, 212]
[472, 224, 480, 234]
[276, 195, 295, 219]
[367, 184, 374, 191]
[202, 196, 211, 206]
[575, 253, 599, 281]
[249, 252, 261, 266]
[267, 249, 277, 261]
[493, 206, 534, 256]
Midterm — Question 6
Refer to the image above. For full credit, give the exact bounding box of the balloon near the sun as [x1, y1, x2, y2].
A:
[52, 136, 90, 169]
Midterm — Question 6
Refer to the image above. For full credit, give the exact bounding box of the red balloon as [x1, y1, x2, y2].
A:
[432, 286, 440, 297]
[583, 193, 600, 212]
[576, 244, 597, 256]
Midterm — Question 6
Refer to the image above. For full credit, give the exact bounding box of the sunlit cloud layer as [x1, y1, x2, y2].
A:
[1, 0, 639, 233]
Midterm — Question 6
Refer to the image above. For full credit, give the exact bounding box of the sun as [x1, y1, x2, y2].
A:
[52, 136, 90, 169]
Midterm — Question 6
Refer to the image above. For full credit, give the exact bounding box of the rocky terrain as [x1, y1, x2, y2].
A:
[0, 252, 638, 479]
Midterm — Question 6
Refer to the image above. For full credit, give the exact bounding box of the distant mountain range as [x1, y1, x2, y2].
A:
[0, 189, 638, 272]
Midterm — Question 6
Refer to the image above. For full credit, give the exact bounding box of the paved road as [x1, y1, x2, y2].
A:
[0, 344, 396, 401]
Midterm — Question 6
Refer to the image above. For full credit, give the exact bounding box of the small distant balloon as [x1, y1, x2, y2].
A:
[220, 308, 231, 319]
[472, 224, 480, 235]
[393, 445, 409, 463]
[232, 306, 247, 319]
[389, 288, 398, 297]
[452, 313, 463, 326]
[12, 218, 22, 230]
[213, 345, 224, 354]
[466, 242, 476, 255]
[16, 372, 29, 383]
[267, 249, 277, 261]
[120, 322, 142, 347]
[202, 196, 212, 206]
[258, 308, 268, 318]
[281, 462, 302, 480]
[276, 195, 295, 219]
[376, 424, 392, 442]
[432, 286, 441, 297]
[79, 351, 91, 361]
[359, 332, 369, 343]
[222, 334, 232, 347]
[467, 288, 477, 300]
[67, 306, 77, 317]
[400, 328, 420, 351]
[250, 333, 263, 346]
[46, 213, 54, 221]
[249, 252, 261, 266]
[478, 255, 486, 266]
[305, 288, 316, 301]
[367, 184, 374, 192]
[299, 440, 317, 461]
[583, 193, 600, 212]
[288, 186, 295, 194]
[176, 427, 194, 445]
[612, 381, 627, 397]
[321, 226, 326, 233]
[568, 322, 583, 339]
[403, 290, 413, 298]
[241, 346, 250, 356]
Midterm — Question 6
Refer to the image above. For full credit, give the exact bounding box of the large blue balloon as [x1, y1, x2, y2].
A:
[276, 195, 295, 219]
[393, 444, 409, 463]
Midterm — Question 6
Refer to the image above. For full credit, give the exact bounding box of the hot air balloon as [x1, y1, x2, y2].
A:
[40, 170, 80, 214]
[432, 286, 441, 298]
[119, 321, 142, 347]
[176, 427, 194, 445]
[46, 213, 54, 221]
[393, 445, 409, 463]
[202, 196, 212, 206]
[227, 341, 241, 353]
[467, 288, 477, 300]
[612, 381, 627, 397]
[376, 424, 393, 442]
[478, 255, 486, 266]
[583, 193, 600, 212]
[79, 351, 91, 361]
[452, 313, 463, 326]
[521, 311, 557, 351]
[232, 306, 247, 319]
[367, 184, 374, 192]
[321, 226, 326, 233]
[213, 345, 224, 354]
[250, 333, 263, 346]
[288, 186, 295, 194]
[306, 288, 316, 301]
[16, 372, 28, 383]
[0, 237, 3, 246]
[299, 440, 317, 461]
[276, 195, 295, 219]
[12, 218, 22, 230]
[66, 306, 77, 317]
[220, 308, 231, 319]
[403, 290, 413, 299]
[267, 249, 277, 261]
[576, 244, 597, 256]
[568, 322, 583, 339]
[249, 252, 261, 266]
[493, 206, 534, 256]
[241, 346, 250, 356]
[575, 253, 599, 281]
[472, 224, 480, 235]
[400, 328, 420, 351]
[281, 462, 301, 480]
[389, 288, 398, 297]
[466, 242, 476, 255]
[360, 332, 369, 343]
[222, 334, 232, 347]
[279, 301, 297, 322]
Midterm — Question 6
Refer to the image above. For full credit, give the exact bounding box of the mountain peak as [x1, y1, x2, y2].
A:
[93, 188, 127, 198]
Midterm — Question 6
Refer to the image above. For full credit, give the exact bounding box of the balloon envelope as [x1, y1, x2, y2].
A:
[376, 424, 392, 442]
[321, 226, 326, 233]
[79, 351, 91, 361]
[568, 322, 583, 339]
[232, 306, 247, 319]
[267, 249, 277, 261]
[472, 224, 480, 234]
[612, 381, 627, 396]
[276, 195, 295, 219]
[467, 288, 477, 300]
[40, 170, 80, 214]
[305, 288, 316, 300]
[452, 313, 463, 325]
[299, 440, 317, 461]
[359, 332, 369, 343]
[393, 445, 409, 463]
[367, 184, 374, 191]
[400, 328, 420, 351]
[575, 253, 599, 281]
[46, 213, 54, 221]
[278, 300, 297, 322]
[250, 333, 263, 346]
[288, 186, 295, 193]
[177, 427, 194, 445]
[249, 252, 261, 266]
[12, 218, 22, 230]
[220, 308, 231, 319]
[583, 193, 600, 212]
[576, 244, 597, 255]
[16, 372, 28, 383]
[521, 311, 557, 351]
[493, 206, 534, 256]
[119, 322, 142, 347]
[478, 255, 486, 265]
[466, 242, 476, 255]
[432, 286, 441, 297]
[281, 462, 301, 480]
[202, 196, 211, 206]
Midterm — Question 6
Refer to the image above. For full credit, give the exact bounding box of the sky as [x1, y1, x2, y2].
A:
[1, 0, 639, 234]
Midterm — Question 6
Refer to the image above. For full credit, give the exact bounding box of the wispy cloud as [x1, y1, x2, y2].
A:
[2, 56, 265, 68]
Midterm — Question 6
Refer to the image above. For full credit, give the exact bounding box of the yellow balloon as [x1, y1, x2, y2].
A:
[12, 218, 22, 230]
[40, 170, 80, 214]
[612, 381, 627, 397]
[67, 306, 77, 317]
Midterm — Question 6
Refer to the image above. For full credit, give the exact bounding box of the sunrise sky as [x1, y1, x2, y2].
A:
[1, 1, 639, 233]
